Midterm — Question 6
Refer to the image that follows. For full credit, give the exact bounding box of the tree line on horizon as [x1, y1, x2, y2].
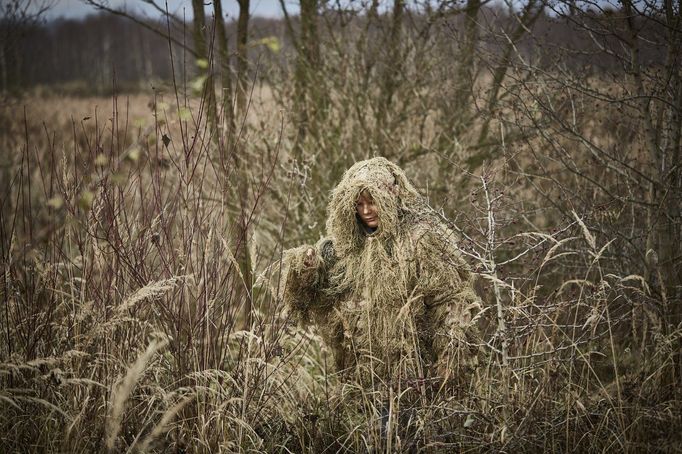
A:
[0, 3, 667, 96]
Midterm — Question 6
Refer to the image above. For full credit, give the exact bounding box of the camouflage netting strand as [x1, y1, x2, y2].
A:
[282, 157, 483, 385]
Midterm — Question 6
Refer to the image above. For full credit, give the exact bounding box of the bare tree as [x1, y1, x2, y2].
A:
[279, 0, 326, 159]
[81, 0, 256, 331]
[500, 0, 681, 363]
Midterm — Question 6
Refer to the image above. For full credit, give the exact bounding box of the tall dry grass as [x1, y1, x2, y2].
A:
[1, 50, 680, 452]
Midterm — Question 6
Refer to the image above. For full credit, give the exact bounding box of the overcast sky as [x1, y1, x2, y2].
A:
[43, 0, 296, 21]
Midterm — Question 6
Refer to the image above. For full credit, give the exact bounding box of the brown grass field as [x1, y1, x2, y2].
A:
[1, 41, 681, 452]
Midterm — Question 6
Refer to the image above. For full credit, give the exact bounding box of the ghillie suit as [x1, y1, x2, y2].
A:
[283, 157, 482, 387]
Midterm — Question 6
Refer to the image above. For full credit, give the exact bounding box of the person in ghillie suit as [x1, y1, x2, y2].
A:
[283, 157, 482, 387]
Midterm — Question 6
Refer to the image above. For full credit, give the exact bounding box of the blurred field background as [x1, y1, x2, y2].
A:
[1, 0, 681, 451]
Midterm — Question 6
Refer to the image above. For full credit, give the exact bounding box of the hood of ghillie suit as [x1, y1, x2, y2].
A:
[323, 157, 434, 307]
[326, 157, 424, 258]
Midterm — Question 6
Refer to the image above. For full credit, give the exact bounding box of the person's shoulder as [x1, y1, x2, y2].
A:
[405, 215, 459, 249]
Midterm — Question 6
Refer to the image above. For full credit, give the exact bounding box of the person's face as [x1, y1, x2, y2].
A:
[356, 190, 379, 228]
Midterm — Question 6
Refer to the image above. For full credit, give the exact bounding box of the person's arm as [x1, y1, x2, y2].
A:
[413, 227, 483, 380]
[282, 239, 336, 324]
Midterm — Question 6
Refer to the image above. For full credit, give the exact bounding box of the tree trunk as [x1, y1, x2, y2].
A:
[436, 0, 480, 181]
[660, 0, 682, 317]
[0, 45, 6, 95]
[475, 0, 543, 150]
[375, 0, 405, 153]
[292, 0, 322, 159]
[233, 0, 253, 328]
[213, 0, 235, 146]
[453, 0, 480, 129]
[236, 0, 250, 116]
[191, 0, 218, 136]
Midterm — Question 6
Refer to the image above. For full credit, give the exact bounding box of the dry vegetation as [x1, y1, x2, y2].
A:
[1, 0, 682, 452]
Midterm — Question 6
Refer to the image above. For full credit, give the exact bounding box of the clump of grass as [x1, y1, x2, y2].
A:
[105, 336, 169, 451]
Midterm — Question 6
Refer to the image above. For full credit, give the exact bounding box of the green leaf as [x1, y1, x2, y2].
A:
[178, 106, 192, 121]
[190, 75, 207, 95]
[196, 58, 209, 69]
[126, 146, 141, 162]
[47, 195, 63, 210]
[78, 190, 94, 210]
[255, 36, 281, 53]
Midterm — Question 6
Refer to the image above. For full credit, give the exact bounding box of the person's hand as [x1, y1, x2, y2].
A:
[303, 247, 316, 268]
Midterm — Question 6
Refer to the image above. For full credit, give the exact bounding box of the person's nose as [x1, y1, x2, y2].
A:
[361, 204, 371, 215]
